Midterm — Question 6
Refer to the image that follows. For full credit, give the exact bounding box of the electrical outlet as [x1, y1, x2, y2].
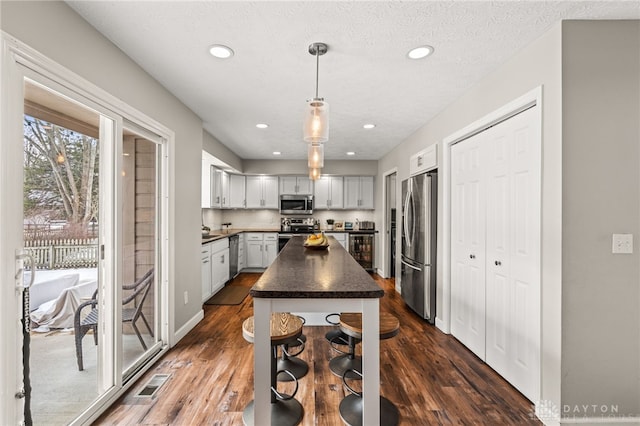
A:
[183, 291, 189, 304]
[612, 234, 633, 254]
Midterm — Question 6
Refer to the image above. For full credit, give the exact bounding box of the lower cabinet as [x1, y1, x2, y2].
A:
[325, 232, 348, 249]
[201, 244, 212, 302]
[202, 238, 229, 302]
[245, 232, 278, 268]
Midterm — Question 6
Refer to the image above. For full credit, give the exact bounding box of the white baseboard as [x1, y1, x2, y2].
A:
[435, 317, 449, 334]
[173, 309, 204, 346]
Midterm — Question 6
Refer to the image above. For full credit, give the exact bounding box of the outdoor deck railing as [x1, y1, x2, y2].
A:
[25, 238, 99, 269]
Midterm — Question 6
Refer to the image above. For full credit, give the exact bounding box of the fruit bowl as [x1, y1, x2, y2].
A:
[304, 233, 329, 249]
[303, 242, 329, 250]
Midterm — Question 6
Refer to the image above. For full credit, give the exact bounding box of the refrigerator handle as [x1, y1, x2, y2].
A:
[401, 258, 421, 271]
[403, 188, 412, 247]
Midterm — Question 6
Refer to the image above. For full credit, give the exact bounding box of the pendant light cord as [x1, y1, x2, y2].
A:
[315, 48, 320, 99]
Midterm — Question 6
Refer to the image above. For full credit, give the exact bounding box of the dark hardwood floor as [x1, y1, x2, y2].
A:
[96, 273, 540, 425]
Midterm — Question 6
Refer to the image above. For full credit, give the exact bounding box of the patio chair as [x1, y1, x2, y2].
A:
[74, 268, 155, 371]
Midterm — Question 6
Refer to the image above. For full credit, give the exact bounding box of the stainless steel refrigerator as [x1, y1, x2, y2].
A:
[401, 171, 437, 323]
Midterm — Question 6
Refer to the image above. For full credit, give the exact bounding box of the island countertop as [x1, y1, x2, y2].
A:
[250, 235, 384, 299]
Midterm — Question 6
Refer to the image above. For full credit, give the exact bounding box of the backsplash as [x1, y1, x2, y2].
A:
[202, 208, 376, 231]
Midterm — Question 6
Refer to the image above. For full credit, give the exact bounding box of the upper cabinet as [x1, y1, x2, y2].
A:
[211, 168, 224, 208]
[280, 176, 312, 195]
[201, 156, 213, 208]
[410, 144, 437, 176]
[246, 176, 279, 209]
[344, 176, 374, 210]
[227, 174, 246, 208]
[314, 176, 344, 210]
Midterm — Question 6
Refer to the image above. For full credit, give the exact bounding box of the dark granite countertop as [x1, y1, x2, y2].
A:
[201, 228, 279, 244]
[250, 236, 384, 299]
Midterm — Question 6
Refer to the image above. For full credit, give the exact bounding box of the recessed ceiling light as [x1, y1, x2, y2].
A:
[256, 123, 269, 129]
[407, 45, 434, 60]
[346, 151, 355, 156]
[273, 151, 281, 156]
[363, 124, 376, 129]
[209, 44, 234, 59]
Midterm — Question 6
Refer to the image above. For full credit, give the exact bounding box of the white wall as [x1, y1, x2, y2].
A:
[377, 22, 563, 414]
[243, 159, 378, 175]
[561, 20, 640, 418]
[1, 1, 204, 333]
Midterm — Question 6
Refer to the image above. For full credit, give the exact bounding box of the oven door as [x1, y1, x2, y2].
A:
[278, 234, 293, 252]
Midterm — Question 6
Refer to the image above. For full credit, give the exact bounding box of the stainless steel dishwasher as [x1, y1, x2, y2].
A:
[229, 234, 239, 278]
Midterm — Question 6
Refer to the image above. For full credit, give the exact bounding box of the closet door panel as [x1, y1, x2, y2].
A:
[450, 133, 486, 359]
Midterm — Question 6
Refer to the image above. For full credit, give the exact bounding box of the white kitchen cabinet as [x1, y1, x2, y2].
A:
[211, 168, 224, 208]
[201, 153, 215, 208]
[409, 144, 437, 176]
[201, 243, 212, 301]
[325, 232, 348, 249]
[245, 232, 278, 268]
[202, 239, 229, 301]
[246, 176, 279, 209]
[450, 106, 540, 402]
[263, 233, 278, 265]
[344, 176, 374, 209]
[227, 174, 246, 208]
[280, 176, 312, 195]
[314, 176, 343, 209]
[220, 171, 230, 208]
[210, 239, 229, 296]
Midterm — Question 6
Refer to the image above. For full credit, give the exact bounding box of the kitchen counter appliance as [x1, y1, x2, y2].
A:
[229, 234, 239, 278]
[280, 194, 313, 215]
[401, 171, 437, 323]
[279, 217, 315, 251]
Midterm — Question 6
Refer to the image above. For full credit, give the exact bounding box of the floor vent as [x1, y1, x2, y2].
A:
[136, 374, 170, 398]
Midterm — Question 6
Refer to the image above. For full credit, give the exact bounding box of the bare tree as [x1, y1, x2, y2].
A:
[24, 116, 99, 236]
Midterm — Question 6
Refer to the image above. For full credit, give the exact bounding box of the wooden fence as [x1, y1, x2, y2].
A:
[25, 238, 99, 269]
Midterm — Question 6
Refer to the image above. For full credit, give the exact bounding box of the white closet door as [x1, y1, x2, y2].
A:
[450, 132, 486, 359]
[485, 106, 540, 401]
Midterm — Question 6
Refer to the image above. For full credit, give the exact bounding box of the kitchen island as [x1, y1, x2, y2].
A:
[250, 235, 384, 425]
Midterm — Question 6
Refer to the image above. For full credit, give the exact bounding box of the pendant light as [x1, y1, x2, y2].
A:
[309, 167, 322, 181]
[308, 144, 324, 169]
[303, 42, 329, 144]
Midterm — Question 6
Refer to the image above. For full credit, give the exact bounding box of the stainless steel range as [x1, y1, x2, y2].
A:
[279, 217, 316, 251]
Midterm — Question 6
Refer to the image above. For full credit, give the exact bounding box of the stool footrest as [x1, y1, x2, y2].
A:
[338, 394, 399, 426]
[243, 398, 304, 426]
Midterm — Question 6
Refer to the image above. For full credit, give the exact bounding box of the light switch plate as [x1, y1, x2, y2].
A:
[612, 234, 633, 254]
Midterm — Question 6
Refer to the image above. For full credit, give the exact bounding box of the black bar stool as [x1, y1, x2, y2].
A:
[327, 313, 363, 380]
[337, 312, 400, 426]
[277, 315, 308, 381]
[242, 313, 305, 426]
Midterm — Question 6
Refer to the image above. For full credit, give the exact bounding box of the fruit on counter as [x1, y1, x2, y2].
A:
[305, 233, 328, 246]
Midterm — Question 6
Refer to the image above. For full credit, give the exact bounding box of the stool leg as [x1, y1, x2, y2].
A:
[329, 335, 362, 380]
[277, 342, 309, 381]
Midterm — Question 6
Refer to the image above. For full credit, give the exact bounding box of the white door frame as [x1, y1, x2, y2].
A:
[0, 32, 174, 426]
[439, 86, 542, 335]
[381, 167, 398, 281]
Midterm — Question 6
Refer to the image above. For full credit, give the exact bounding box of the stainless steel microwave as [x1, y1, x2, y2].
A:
[280, 194, 313, 215]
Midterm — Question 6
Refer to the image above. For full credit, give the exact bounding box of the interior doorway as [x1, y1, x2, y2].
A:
[383, 170, 397, 280]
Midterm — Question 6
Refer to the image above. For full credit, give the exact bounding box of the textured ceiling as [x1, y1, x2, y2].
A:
[67, 1, 640, 161]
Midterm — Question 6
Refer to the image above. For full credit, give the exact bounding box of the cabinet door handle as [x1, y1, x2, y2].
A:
[221, 255, 225, 263]
[469, 254, 476, 259]
[495, 260, 502, 266]
[216, 196, 220, 203]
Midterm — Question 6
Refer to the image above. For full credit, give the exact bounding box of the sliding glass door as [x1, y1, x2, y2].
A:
[1, 50, 170, 425]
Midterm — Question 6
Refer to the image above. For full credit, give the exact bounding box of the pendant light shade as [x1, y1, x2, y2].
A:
[303, 43, 329, 143]
[307, 143, 324, 168]
[309, 167, 321, 181]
